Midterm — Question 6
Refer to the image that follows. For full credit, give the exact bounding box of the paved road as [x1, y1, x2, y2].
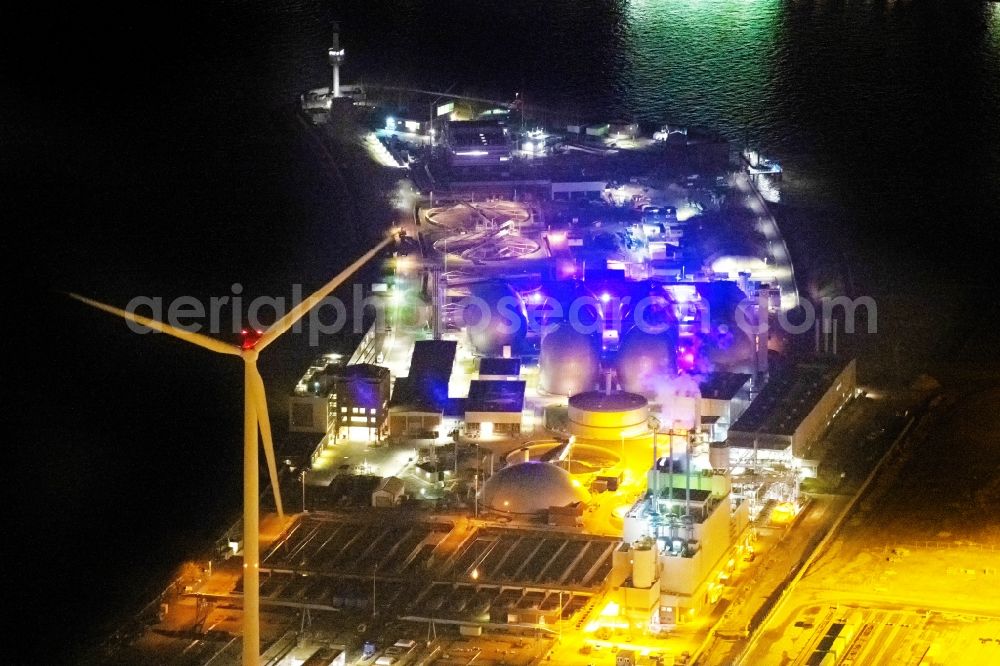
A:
[741, 383, 1000, 666]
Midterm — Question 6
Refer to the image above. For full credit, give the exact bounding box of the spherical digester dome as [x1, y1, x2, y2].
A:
[481, 461, 589, 514]
[461, 280, 528, 356]
[538, 322, 601, 396]
[616, 327, 678, 395]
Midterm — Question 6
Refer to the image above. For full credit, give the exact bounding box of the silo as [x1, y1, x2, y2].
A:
[617, 327, 678, 396]
[538, 322, 601, 396]
[632, 542, 657, 588]
[709, 441, 729, 469]
[461, 280, 528, 356]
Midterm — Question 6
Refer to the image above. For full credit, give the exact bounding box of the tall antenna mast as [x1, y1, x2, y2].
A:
[328, 22, 345, 98]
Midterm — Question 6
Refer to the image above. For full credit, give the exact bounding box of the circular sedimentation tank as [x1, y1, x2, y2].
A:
[505, 440, 620, 474]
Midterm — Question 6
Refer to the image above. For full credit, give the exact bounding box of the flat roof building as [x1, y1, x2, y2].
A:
[478, 357, 521, 380]
[388, 340, 459, 438]
[698, 372, 752, 443]
[288, 363, 390, 442]
[727, 356, 857, 464]
[464, 379, 526, 437]
[445, 120, 511, 166]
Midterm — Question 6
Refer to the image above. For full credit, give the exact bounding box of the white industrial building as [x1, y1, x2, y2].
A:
[727, 356, 857, 471]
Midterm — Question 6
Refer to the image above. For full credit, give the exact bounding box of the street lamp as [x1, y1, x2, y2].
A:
[300, 469, 308, 513]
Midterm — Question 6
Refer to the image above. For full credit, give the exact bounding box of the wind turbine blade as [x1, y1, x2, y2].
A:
[68, 293, 240, 356]
[248, 363, 284, 520]
[256, 234, 395, 351]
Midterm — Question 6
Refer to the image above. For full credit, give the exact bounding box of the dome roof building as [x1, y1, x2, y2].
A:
[616, 327, 678, 396]
[461, 280, 528, 356]
[538, 322, 601, 396]
[699, 324, 757, 374]
[481, 461, 589, 515]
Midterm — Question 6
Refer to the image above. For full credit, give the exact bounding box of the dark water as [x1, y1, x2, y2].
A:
[6, 0, 999, 661]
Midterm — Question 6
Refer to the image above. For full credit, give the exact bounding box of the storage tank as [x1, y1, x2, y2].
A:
[567, 391, 649, 440]
[617, 327, 678, 396]
[632, 541, 657, 588]
[538, 322, 601, 396]
[461, 280, 528, 356]
[709, 441, 729, 469]
[698, 322, 756, 374]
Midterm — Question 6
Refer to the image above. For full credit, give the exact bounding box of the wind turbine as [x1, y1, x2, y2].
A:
[69, 233, 395, 664]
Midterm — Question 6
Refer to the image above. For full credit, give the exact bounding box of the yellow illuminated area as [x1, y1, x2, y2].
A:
[600, 600, 620, 617]
[770, 501, 797, 525]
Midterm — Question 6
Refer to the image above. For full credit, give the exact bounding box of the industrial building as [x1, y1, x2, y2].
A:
[288, 362, 391, 442]
[623, 461, 751, 623]
[463, 379, 526, 437]
[445, 119, 511, 166]
[698, 371, 752, 442]
[727, 356, 857, 468]
[372, 476, 405, 507]
[609, 538, 661, 628]
[387, 340, 458, 438]
[477, 357, 521, 380]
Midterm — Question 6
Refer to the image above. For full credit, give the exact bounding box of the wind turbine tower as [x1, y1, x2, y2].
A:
[70, 233, 395, 664]
[328, 21, 345, 98]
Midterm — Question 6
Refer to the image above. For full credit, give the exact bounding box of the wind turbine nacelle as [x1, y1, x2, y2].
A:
[241, 328, 263, 350]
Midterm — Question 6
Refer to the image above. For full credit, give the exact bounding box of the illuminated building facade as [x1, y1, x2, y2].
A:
[287, 362, 390, 442]
[330, 364, 391, 441]
[445, 120, 511, 166]
[622, 464, 751, 624]
[387, 340, 458, 438]
[727, 356, 857, 471]
[463, 379, 526, 437]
